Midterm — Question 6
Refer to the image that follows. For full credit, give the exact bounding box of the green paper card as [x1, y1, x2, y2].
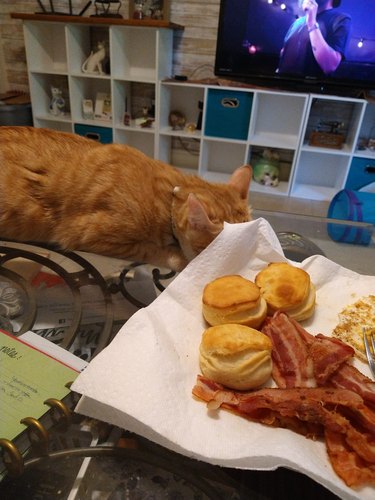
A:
[0, 330, 79, 441]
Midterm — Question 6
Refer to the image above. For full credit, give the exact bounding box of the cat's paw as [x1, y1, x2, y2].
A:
[167, 254, 188, 272]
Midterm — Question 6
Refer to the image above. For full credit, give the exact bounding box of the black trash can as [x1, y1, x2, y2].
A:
[0, 96, 33, 126]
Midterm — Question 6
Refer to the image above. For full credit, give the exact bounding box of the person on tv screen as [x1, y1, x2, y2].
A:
[277, 0, 351, 77]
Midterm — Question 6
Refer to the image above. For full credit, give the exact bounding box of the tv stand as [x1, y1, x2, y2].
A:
[315, 85, 364, 99]
[215, 75, 369, 99]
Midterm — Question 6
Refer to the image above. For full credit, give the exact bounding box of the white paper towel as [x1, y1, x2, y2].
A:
[72, 218, 375, 500]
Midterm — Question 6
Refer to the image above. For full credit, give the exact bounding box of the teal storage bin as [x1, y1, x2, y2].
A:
[327, 189, 375, 246]
[205, 89, 253, 140]
[345, 157, 375, 191]
[74, 124, 113, 144]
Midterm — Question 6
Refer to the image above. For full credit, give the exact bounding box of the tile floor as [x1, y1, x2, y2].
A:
[250, 191, 330, 218]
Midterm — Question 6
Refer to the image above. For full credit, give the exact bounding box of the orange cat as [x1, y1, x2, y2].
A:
[0, 127, 252, 271]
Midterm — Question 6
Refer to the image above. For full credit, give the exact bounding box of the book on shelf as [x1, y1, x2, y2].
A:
[0, 330, 87, 478]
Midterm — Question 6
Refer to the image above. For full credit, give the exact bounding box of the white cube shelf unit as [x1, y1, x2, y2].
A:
[12, 14, 375, 202]
[14, 13, 180, 149]
[158, 81, 375, 201]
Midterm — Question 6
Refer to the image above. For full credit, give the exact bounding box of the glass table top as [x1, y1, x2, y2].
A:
[0, 210, 373, 499]
[253, 209, 374, 275]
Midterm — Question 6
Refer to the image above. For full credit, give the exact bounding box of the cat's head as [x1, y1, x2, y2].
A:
[50, 86, 62, 97]
[171, 165, 252, 262]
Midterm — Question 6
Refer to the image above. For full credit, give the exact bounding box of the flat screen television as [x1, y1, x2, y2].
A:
[214, 0, 375, 96]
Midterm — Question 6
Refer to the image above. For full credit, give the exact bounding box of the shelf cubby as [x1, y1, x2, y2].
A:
[69, 76, 112, 123]
[248, 145, 295, 197]
[249, 92, 308, 149]
[157, 135, 200, 174]
[67, 24, 110, 76]
[24, 21, 68, 73]
[159, 82, 205, 133]
[110, 27, 168, 82]
[114, 128, 155, 158]
[291, 150, 351, 200]
[29, 73, 71, 121]
[112, 80, 156, 129]
[303, 95, 366, 152]
[200, 139, 248, 180]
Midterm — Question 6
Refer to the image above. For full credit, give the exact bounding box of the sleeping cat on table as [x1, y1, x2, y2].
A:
[0, 127, 252, 271]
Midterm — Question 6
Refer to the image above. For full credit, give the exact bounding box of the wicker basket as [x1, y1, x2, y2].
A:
[309, 131, 344, 149]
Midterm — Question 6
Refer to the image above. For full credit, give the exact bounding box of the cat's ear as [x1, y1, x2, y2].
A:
[187, 193, 221, 232]
[227, 165, 252, 200]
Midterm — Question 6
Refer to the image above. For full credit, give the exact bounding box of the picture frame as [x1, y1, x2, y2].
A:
[129, 0, 170, 21]
[94, 92, 112, 121]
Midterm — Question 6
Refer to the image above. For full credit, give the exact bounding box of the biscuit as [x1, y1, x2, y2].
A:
[255, 262, 310, 311]
[255, 262, 315, 321]
[202, 275, 267, 329]
[278, 282, 316, 322]
[199, 324, 273, 390]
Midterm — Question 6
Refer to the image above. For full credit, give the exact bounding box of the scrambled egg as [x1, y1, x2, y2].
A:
[332, 295, 375, 362]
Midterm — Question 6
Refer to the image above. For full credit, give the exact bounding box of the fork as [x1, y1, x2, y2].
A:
[363, 328, 375, 379]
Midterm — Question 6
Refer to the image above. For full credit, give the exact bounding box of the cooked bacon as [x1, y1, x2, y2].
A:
[328, 363, 375, 410]
[263, 312, 375, 411]
[310, 334, 355, 385]
[262, 312, 354, 388]
[193, 375, 363, 424]
[325, 429, 375, 487]
[193, 374, 375, 487]
[341, 404, 375, 436]
[262, 312, 315, 388]
[193, 375, 368, 438]
[259, 312, 375, 488]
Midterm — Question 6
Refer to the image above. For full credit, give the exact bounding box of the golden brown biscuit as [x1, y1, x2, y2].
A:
[199, 324, 273, 390]
[255, 262, 311, 312]
[202, 275, 267, 329]
[276, 282, 316, 322]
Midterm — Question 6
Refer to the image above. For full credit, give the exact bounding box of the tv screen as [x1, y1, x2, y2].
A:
[215, 0, 375, 96]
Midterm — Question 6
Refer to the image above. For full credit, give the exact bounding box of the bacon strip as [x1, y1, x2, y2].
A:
[193, 374, 375, 487]
[310, 334, 355, 385]
[261, 312, 375, 488]
[328, 363, 375, 410]
[325, 429, 375, 487]
[261, 312, 315, 388]
[193, 373, 363, 417]
[261, 312, 375, 407]
[262, 312, 354, 387]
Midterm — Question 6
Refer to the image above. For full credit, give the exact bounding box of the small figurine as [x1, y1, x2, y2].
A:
[49, 86, 65, 116]
[169, 110, 186, 131]
[133, 0, 145, 19]
[253, 148, 280, 187]
[82, 41, 106, 75]
[316, 120, 344, 134]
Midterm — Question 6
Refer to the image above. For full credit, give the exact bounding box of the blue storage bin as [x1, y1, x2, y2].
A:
[345, 157, 375, 191]
[205, 89, 253, 140]
[327, 189, 375, 245]
[74, 124, 113, 144]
